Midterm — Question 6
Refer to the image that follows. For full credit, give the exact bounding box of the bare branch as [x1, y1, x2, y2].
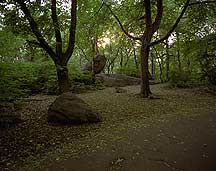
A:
[26, 40, 41, 46]
[149, 0, 190, 47]
[104, 3, 141, 41]
[93, 2, 104, 17]
[51, 0, 62, 56]
[64, 0, 77, 64]
[152, 0, 163, 34]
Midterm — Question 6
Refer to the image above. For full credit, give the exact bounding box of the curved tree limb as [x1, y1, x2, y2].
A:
[93, 2, 105, 17]
[14, 0, 56, 60]
[64, 0, 77, 64]
[104, 3, 141, 41]
[152, 0, 163, 34]
[51, 0, 62, 56]
[149, 0, 190, 47]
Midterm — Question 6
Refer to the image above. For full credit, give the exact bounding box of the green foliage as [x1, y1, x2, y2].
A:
[0, 29, 25, 61]
[0, 62, 57, 108]
[0, 0, 215, 100]
[0, 61, 106, 108]
[72, 72, 95, 85]
[169, 70, 194, 88]
[199, 53, 216, 85]
[116, 63, 140, 78]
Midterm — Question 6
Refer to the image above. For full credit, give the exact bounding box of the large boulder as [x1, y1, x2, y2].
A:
[48, 92, 102, 124]
[96, 74, 160, 87]
[96, 74, 140, 87]
[83, 54, 107, 74]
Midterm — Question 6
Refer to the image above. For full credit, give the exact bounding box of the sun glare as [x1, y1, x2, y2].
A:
[97, 37, 111, 48]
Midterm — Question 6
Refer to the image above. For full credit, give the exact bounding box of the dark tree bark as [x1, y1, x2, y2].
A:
[133, 46, 139, 71]
[153, 47, 164, 83]
[165, 39, 170, 81]
[139, 0, 163, 97]
[150, 51, 155, 79]
[176, 32, 182, 72]
[56, 65, 70, 93]
[14, 0, 77, 93]
[140, 42, 151, 97]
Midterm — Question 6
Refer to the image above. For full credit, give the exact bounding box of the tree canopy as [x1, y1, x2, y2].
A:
[0, 0, 215, 102]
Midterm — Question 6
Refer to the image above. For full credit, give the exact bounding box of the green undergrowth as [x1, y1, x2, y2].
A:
[0, 62, 104, 109]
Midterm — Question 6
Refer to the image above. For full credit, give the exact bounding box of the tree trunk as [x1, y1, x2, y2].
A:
[133, 47, 139, 70]
[151, 53, 154, 79]
[158, 56, 163, 83]
[56, 64, 70, 93]
[176, 32, 181, 72]
[140, 42, 150, 97]
[165, 39, 170, 81]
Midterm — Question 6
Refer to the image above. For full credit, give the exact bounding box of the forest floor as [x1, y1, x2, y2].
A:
[1, 84, 216, 171]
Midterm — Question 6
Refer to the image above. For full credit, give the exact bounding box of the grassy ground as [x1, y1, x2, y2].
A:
[0, 84, 215, 171]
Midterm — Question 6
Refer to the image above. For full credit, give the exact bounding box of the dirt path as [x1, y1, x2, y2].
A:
[47, 111, 216, 171]
[1, 84, 216, 171]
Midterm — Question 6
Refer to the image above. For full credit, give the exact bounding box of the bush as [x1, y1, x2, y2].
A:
[169, 70, 194, 88]
[199, 53, 216, 85]
[72, 72, 95, 85]
[116, 64, 140, 78]
[0, 62, 57, 108]
[0, 61, 105, 108]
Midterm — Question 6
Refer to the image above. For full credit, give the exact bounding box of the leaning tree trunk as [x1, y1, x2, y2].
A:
[140, 42, 150, 97]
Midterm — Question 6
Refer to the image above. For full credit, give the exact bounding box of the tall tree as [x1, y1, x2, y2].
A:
[9, 0, 77, 93]
[106, 0, 191, 97]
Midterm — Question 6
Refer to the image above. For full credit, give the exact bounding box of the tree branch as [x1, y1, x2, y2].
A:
[93, 2, 104, 17]
[14, 0, 56, 60]
[149, 0, 190, 47]
[51, 0, 62, 56]
[145, 0, 152, 30]
[152, 0, 163, 34]
[64, 0, 77, 64]
[104, 3, 141, 41]
[26, 40, 41, 46]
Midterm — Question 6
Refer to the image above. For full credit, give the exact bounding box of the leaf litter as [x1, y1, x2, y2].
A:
[0, 84, 216, 171]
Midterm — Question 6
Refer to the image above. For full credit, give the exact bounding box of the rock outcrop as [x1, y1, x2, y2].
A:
[83, 54, 107, 74]
[48, 92, 102, 124]
[96, 74, 160, 87]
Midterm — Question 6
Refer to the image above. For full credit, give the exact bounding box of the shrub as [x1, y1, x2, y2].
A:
[116, 64, 140, 78]
[0, 61, 104, 108]
[169, 70, 194, 88]
[0, 62, 57, 108]
[199, 53, 216, 85]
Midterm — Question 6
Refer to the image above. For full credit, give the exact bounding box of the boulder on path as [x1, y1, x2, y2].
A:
[83, 54, 107, 74]
[48, 92, 102, 124]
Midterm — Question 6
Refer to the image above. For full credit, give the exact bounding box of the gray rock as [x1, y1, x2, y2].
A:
[96, 74, 140, 87]
[83, 54, 107, 74]
[96, 74, 160, 87]
[48, 92, 102, 124]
